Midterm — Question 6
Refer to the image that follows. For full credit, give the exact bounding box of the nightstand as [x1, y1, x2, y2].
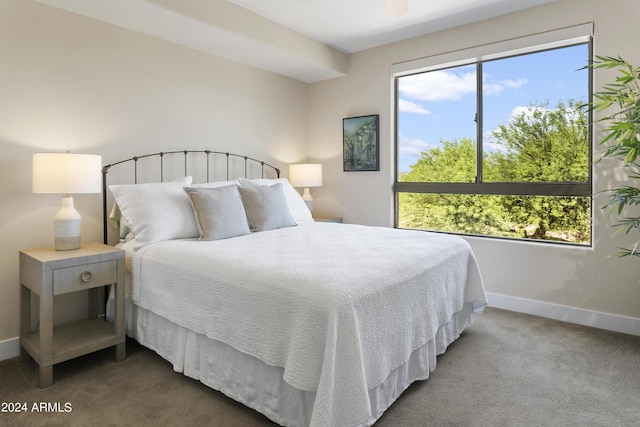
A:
[19, 242, 125, 388]
[313, 215, 343, 223]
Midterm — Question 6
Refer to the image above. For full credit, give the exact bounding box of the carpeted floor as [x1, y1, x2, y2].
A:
[1, 307, 639, 426]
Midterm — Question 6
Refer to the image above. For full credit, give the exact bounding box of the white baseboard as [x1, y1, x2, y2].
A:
[487, 292, 640, 336]
[2, 294, 637, 361]
[0, 337, 20, 362]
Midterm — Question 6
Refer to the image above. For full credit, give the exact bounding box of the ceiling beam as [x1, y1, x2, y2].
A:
[36, 0, 348, 82]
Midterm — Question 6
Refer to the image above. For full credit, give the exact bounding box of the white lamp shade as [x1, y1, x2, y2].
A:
[32, 152, 102, 250]
[289, 164, 323, 188]
[33, 153, 102, 194]
[385, 0, 408, 16]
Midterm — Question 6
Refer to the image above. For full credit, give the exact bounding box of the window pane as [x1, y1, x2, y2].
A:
[397, 65, 477, 183]
[394, 40, 592, 245]
[398, 193, 590, 244]
[482, 45, 590, 183]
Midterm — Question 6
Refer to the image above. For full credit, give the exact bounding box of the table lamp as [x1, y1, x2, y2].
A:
[289, 163, 322, 213]
[32, 153, 102, 250]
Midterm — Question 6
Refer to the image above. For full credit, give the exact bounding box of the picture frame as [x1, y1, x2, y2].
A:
[343, 114, 379, 171]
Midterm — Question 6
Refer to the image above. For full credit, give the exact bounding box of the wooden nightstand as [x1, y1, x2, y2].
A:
[313, 215, 343, 223]
[19, 242, 125, 388]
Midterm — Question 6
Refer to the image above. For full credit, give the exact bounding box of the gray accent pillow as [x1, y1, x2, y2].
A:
[184, 185, 250, 241]
[238, 183, 297, 232]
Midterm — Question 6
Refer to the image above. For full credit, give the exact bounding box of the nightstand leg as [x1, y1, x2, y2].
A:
[113, 274, 126, 362]
[39, 291, 53, 389]
[39, 365, 53, 388]
[19, 285, 32, 361]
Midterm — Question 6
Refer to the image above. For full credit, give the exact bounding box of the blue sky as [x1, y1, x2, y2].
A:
[397, 43, 590, 174]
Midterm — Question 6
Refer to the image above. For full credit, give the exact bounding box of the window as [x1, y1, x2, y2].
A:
[393, 25, 592, 245]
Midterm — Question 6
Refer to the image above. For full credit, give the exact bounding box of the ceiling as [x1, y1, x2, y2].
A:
[229, 0, 557, 53]
[37, 0, 558, 82]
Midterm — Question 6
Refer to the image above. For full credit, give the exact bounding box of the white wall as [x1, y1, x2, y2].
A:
[2, 0, 639, 357]
[307, 0, 640, 329]
[0, 0, 308, 344]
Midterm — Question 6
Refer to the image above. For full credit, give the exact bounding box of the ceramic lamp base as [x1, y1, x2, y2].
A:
[301, 187, 314, 213]
[54, 195, 82, 251]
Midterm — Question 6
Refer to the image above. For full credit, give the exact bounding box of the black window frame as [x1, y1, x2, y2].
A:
[392, 32, 594, 245]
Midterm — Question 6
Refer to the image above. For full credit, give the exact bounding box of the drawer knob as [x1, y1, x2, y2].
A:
[80, 270, 94, 283]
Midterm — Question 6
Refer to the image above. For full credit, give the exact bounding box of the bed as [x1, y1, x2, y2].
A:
[103, 150, 487, 427]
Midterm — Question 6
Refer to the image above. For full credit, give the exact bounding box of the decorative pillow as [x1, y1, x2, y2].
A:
[190, 180, 239, 189]
[238, 183, 297, 232]
[109, 176, 198, 248]
[237, 177, 313, 224]
[184, 186, 250, 241]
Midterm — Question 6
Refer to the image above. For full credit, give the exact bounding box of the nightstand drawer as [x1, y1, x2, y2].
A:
[53, 260, 117, 295]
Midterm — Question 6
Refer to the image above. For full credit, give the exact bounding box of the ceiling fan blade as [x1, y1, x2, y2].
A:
[385, 0, 408, 16]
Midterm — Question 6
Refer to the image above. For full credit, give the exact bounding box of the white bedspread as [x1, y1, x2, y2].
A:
[127, 222, 486, 426]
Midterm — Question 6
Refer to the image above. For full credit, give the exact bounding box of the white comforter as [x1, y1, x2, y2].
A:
[127, 222, 486, 426]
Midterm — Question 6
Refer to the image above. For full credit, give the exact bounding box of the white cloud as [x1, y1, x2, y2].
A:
[398, 134, 431, 172]
[501, 78, 528, 88]
[483, 82, 504, 97]
[399, 69, 529, 102]
[399, 69, 476, 102]
[398, 99, 431, 115]
[483, 76, 528, 96]
[399, 133, 430, 155]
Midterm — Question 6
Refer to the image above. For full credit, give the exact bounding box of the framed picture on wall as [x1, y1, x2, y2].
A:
[343, 114, 379, 171]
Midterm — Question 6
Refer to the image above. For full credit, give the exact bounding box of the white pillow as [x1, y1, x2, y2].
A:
[237, 177, 313, 225]
[184, 186, 250, 240]
[238, 183, 297, 232]
[109, 176, 198, 248]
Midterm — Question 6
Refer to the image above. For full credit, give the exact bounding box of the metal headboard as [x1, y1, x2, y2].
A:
[102, 149, 281, 244]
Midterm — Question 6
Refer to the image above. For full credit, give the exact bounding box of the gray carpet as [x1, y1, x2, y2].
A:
[1, 308, 639, 426]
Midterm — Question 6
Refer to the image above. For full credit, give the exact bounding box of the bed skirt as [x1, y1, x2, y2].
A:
[109, 299, 476, 426]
